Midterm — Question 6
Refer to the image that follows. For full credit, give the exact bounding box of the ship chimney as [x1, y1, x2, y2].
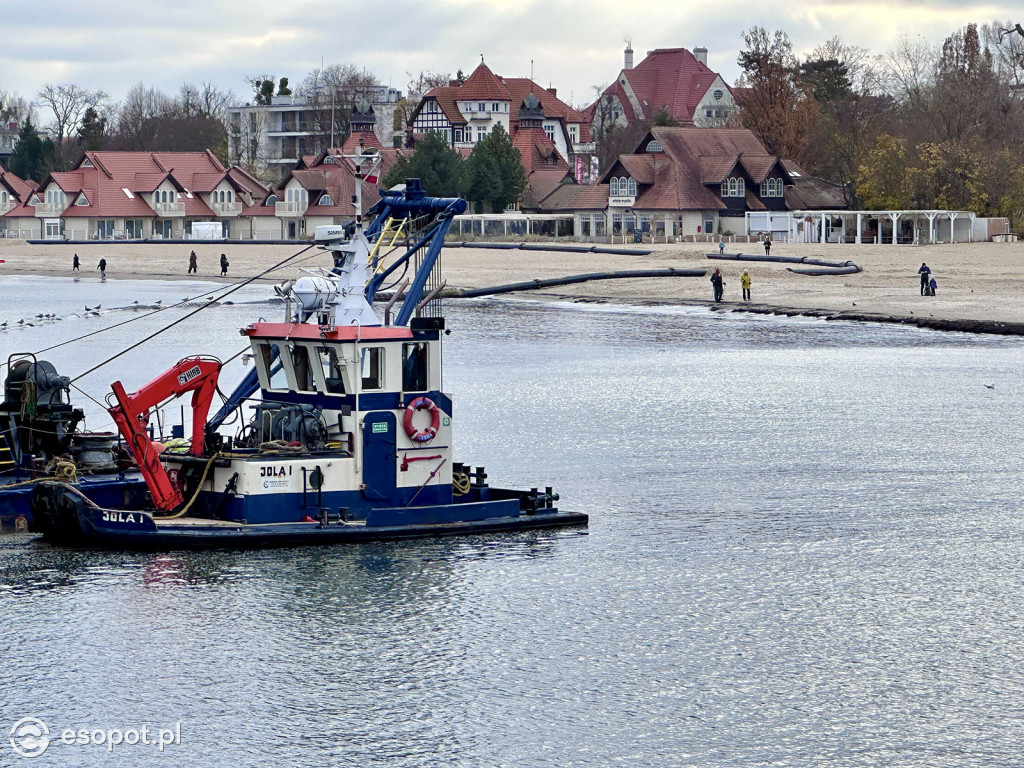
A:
[694, 46, 708, 66]
[624, 41, 634, 70]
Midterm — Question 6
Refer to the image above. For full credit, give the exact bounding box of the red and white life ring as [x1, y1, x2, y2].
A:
[403, 396, 440, 443]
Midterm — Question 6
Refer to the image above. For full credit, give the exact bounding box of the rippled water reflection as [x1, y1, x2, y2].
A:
[1, 281, 1023, 767]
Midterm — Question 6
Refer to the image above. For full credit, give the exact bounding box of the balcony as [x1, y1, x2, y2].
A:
[33, 201, 66, 216]
[154, 201, 185, 216]
[0, 200, 14, 215]
[275, 201, 308, 217]
[212, 201, 243, 216]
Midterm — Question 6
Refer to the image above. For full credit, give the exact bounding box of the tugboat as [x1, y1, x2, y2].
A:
[29, 175, 587, 548]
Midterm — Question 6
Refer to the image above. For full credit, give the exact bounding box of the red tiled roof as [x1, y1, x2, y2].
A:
[251, 146, 410, 218]
[542, 183, 610, 211]
[455, 62, 511, 101]
[588, 48, 728, 123]
[512, 127, 567, 176]
[0, 170, 36, 201]
[504, 79, 592, 142]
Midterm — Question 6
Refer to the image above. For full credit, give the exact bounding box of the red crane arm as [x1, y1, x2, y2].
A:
[108, 357, 222, 512]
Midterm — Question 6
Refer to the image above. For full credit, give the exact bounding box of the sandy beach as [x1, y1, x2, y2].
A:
[2, 238, 1022, 328]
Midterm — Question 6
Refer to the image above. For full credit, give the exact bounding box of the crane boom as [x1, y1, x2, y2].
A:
[108, 357, 221, 512]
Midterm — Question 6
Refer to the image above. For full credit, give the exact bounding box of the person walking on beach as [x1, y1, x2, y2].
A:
[97, 258, 106, 279]
[918, 262, 931, 295]
[763, 235, 772, 256]
[741, 270, 751, 302]
[710, 268, 725, 302]
[188, 250, 197, 274]
[72, 253, 79, 272]
[929, 275, 937, 296]
[219, 253, 228, 276]
[718, 238, 725, 254]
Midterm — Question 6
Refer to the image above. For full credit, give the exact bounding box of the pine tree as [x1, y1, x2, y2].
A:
[467, 124, 525, 212]
[8, 119, 57, 183]
[382, 131, 468, 198]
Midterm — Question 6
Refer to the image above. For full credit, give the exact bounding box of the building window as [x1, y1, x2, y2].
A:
[454, 128, 463, 142]
[544, 125, 555, 142]
[646, 141, 662, 153]
[96, 220, 115, 239]
[476, 126, 487, 143]
[568, 125, 578, 143]
[492, 102, 499, 112]
[721, 177, 745, 197]
[627, 178, 637, 196]
[760, 178, 783, 197]
[610, 177, 619, 196]
[125, 219, 143, 239]
[320, 194, 334, 206]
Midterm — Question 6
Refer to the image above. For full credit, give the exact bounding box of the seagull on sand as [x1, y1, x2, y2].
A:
[984, 384, 995, 390]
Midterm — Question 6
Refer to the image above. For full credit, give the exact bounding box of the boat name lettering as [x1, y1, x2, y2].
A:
[260, 466, 293, 477]
[177, 365, 203, 386]
[101, 511, 138, 524]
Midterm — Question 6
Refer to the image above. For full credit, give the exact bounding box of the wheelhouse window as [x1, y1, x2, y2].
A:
[317, 348, 346, 394]
[258, 342, 289, 390]
[360, 347, 383, 390]
[290, 344, 313, 391]
[402, 343, 428, 392]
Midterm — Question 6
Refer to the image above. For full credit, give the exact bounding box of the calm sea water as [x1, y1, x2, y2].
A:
[1, 276, 1023, 767]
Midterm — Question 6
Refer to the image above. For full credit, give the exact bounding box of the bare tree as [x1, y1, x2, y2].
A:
[115, 82, 174, 150]
[298, 63, 381, 151]
[0, 88, 32, 125]
[983, 21, 1024, 92]
[882, 36, 937, 104]
[36, 82, 108, 167]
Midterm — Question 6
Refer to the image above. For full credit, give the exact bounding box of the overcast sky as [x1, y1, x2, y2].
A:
[2, 0, 1020, 112]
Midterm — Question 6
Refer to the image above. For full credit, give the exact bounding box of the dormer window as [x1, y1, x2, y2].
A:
[320, 194, 334, 206]
[76, 195, 89, 206]
[759, 178, 784, 197]
[720, 177, 745, 197]
[646, 141, 662, 153]
[266, 195, 278, 206]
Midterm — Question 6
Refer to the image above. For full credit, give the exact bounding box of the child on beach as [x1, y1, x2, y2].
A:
[718, 239, 725, 254]
[929, 276, 937, 296]
[763, 236, 771, 256]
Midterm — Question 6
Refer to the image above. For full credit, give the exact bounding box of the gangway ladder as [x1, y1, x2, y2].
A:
[0, 427, 16, 471]
[368, 217, 409, 274]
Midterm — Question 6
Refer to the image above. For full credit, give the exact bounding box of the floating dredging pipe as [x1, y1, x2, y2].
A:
[457, 267, 707, 299]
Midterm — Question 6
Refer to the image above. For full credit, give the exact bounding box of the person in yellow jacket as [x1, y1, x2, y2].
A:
[741, 270, 751, 301]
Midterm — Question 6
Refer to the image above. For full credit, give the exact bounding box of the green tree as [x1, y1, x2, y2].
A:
[466, 124, 526, 212]
[856, 134, 910, 208]
[651, 107, 681, 127]
[8, 118, 57, 183]
[382, 131, 468, 198]
[77, 105, 107, 150]
[277, 77, 292, 96]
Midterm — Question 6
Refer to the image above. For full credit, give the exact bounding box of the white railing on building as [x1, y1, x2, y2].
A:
[154, 201, 185, 216]
[212, 201, 243, 216]
[33, 202, 65, 216]
[275, 201, 308, 216]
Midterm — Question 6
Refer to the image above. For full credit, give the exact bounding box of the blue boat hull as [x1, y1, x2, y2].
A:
[28, 483, 588, 550]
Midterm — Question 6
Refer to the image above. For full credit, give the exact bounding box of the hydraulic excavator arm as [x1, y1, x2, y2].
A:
[108, 357, 221, 512]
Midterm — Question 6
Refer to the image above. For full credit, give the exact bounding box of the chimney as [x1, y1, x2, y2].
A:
[694, 46, 708, 66]
[547, 87, 557, 98]
[624, 41, 634, 70]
